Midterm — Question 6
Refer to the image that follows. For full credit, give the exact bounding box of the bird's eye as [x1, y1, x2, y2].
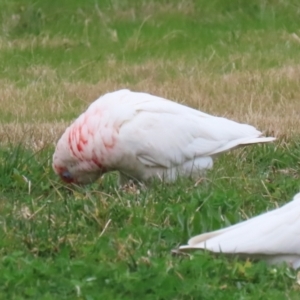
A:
[62, 171, 72, 179]
[60, 170, 74, 183]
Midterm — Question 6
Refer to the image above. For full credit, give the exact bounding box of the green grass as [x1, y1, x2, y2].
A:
[1, 143, 300, 299]
[1, 0, 300, 83]
[1, 0, 300, 298]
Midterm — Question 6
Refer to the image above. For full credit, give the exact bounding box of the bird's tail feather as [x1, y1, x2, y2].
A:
[239, 136, 276, 145]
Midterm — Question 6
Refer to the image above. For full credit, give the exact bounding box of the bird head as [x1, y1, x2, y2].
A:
[53, 162, 103, 185]
[52, 128, 105, 185]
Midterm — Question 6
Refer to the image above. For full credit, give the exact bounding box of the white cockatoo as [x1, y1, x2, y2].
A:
[179, 193, 300, 269]
[52, 89, 275, 185]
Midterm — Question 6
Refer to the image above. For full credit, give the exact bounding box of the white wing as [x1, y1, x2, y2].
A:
[91, 89, 275, 169]
[179, 193, 300, 268]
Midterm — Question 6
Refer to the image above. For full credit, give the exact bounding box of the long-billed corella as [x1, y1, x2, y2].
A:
[52, 89, 275, 185]
[179, 192, 300, 269]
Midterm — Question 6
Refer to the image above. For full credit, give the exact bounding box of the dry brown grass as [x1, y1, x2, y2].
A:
[1, 60, 300, 149]
[0, 35, 78, 50]
[0, 79, 70, 121]
[0, 122, 67, 150]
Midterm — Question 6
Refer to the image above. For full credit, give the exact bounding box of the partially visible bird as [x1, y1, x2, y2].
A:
[52, 89, 275, 185]
[179, 193, 300, 269]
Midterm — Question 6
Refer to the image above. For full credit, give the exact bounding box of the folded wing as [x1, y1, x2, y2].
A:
[109, 90, 275, 169]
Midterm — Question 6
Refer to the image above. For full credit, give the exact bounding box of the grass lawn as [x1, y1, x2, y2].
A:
[1, 0, 300, 298]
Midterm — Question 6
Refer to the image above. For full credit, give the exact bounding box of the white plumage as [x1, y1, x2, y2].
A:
[179, 193, 300, 269]
[52, 89, 275, 185]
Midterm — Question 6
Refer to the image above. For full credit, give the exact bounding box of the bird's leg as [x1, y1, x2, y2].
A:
[118, 172, 146, 191]
[118, 172, 133, 187]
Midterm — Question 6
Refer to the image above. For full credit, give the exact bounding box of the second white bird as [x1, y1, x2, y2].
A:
[179, 192, 300, 269]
